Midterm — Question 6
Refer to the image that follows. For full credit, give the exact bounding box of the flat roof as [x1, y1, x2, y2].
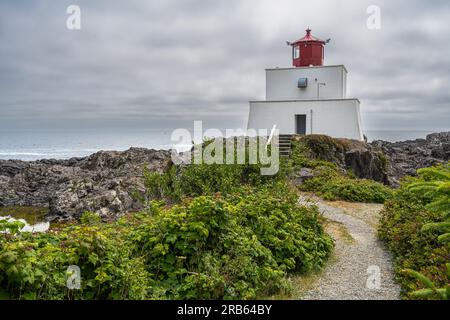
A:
[265, 64, 348, 73]
[250, 98, 360, 103]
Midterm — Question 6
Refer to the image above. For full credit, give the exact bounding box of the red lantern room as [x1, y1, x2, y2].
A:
[289, 29, 326, 67]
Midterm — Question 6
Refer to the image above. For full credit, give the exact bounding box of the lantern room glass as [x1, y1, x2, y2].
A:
[293, 46, 300, 59]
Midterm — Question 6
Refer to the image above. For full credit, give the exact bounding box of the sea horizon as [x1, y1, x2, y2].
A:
[0, 129, 445, 161]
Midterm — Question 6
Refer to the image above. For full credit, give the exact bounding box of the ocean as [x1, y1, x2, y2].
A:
[0, 128, 177, 161]
[0, 129, 438, 161]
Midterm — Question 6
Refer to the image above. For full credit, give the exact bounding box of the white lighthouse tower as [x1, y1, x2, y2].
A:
[247, 29, 364, 141]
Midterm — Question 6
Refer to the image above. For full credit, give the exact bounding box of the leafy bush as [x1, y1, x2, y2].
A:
[0, 222, 150, 300]
[141, 137, 288, 203]
[298, 166, 393, 203]
[408, 166, 450, 226]
[133, 195, 283, 299]
[403, 264, 450, 300]
[230, 183, 333, 273]
[79, 211, 102, 225]
[135, 182, 332, 299]
[0, 183, 332, 300]
[378, 164, 450, 299]
[0, 219, 26, 234]
[289, 137, 342, 170]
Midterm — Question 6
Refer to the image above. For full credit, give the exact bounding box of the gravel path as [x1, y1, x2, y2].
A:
[299, 194, 401, 300]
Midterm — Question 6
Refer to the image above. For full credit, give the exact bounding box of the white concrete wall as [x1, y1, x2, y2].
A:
[247, 99, 363, 141]
[266, 65, 347, 100]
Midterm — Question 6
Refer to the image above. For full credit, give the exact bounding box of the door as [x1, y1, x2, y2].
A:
[295, 114, 307, 135]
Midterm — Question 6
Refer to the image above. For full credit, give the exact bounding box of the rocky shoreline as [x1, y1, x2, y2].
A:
[0, 148, 172, 221]
[372, 132, 450, 185]
[0, 132, 448, 221]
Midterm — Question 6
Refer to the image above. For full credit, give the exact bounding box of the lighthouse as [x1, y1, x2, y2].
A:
[247, 29, 364, 141]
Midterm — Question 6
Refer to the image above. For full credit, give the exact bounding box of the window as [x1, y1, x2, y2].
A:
[293, 46, 300, 59]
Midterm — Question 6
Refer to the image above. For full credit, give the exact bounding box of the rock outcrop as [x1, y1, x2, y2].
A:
[291, 135, 390, 184]
[371, 132, 450, 186]
[291, 132, 449, 186]
[0, 148, 172, 221]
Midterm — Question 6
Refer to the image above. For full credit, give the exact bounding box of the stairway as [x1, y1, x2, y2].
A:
[277, 134, 293, 157]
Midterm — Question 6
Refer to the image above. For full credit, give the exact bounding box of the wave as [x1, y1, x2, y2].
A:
[0, 149, 101, 156]
[0, 152, 48, 156]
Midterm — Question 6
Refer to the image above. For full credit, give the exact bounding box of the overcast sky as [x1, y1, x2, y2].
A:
[1, 0, 449, 133]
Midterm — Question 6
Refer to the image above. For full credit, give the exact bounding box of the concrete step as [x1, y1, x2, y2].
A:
[268, 135, 293, 157]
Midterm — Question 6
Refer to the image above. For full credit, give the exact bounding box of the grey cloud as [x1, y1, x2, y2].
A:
[0, 0, 449, 133]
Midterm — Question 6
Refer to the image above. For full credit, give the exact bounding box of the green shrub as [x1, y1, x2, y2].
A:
[0, 223, 150, 300]
[0, 219, 25, 234]
[133, 195, 285, 299]
[408, 165, 450, 219]
[298, 166, 392, 203]
[80, 211, 102, 225]
[378, 164, 450, 299]
[141, 137, 289, 202]
[290, 138, 341, 170]
[131, 181, 332, 299]
[0, 184, 332, 300]
[141, 165, 181, 203]
[294, 135, 346, 160]
[231, 183, 333, 273]
[403, 264, 450, 300]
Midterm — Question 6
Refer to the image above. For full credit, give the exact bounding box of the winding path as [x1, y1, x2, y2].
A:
[299, 194, 401, 300]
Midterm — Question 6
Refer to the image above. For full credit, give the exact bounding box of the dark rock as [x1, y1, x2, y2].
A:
[292, 135, 389, 184]
[371, 132, 449, 186]
[344, 148, 389, 184]
[0, 160, 28, 177]
[292, 167, 315, 185]
[0, 148, 172, 221]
